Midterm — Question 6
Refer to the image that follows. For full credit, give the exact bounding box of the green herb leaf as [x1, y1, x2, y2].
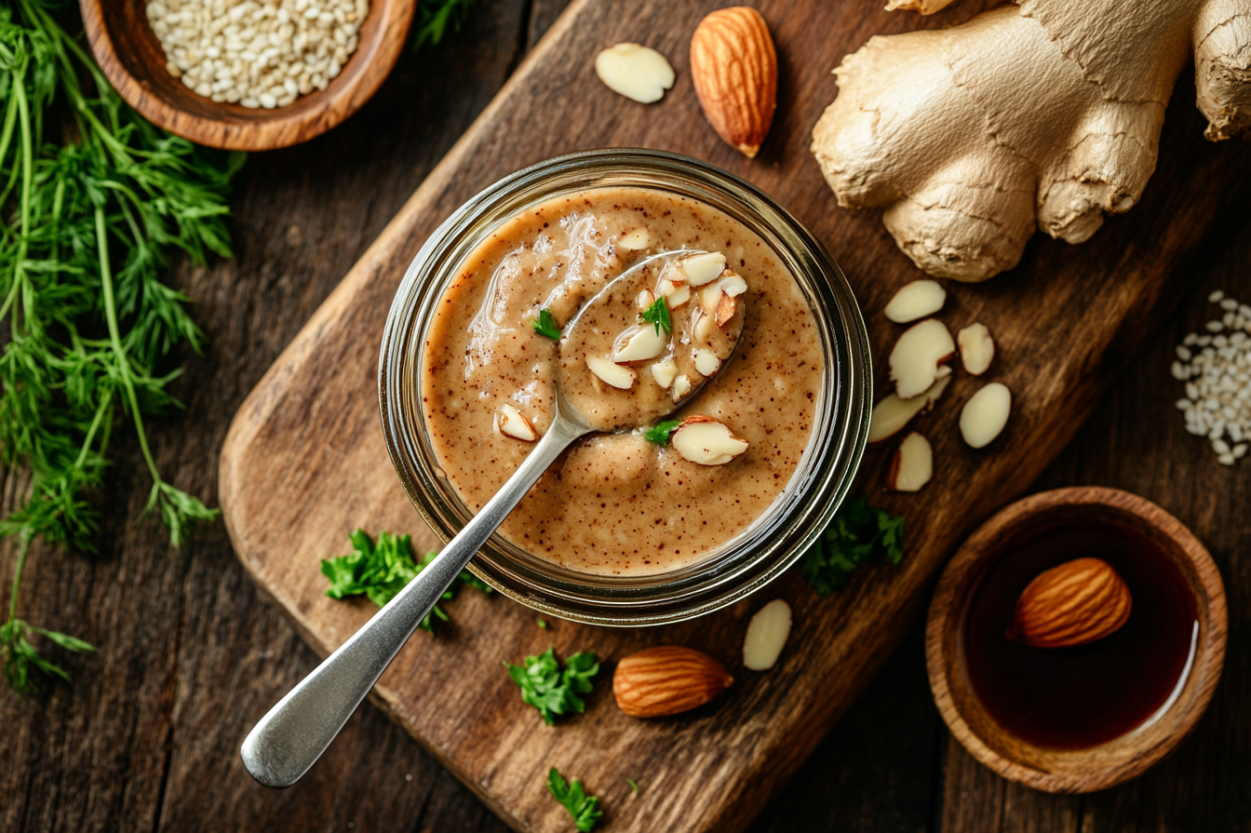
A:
[504, 647, 600, 725]
[627, 778, 641, 794]
[321, 529, 492, 633]
[533, 308, 562, 340]
[799, 496, 906, 595]
[548, 767, 603, 832]
[1, 0, 239, 694]
[642, 419, 681, 446]
[639, 295, 671, 336]
[412, 0, 478, 51]
[537, 618, 548, 629]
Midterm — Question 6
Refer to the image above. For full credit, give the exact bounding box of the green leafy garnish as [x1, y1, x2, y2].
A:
[627, 779, 641, 794]
[412, 0, 478, 51]
[639, 295, 671, 335]
[642, 420, 681, 446]
[548, 767, 603, 832]
[537, 618, 548, 629]
[799, 496, 905, 595]
[504, 647, 600, 725]
[2, 535, 95, 693]
[1, 0, 240, 694]
[533, 308, 562, 340]
[321, 530, 492, 633]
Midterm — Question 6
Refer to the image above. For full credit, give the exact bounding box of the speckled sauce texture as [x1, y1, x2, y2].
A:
[421, 187, 822, 576]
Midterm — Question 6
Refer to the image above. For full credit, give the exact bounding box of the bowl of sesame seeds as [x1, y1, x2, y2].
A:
[79, 0, 414, 151]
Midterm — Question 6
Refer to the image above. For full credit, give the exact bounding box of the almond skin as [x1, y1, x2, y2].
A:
[690, 7, 778, 158]
[1009, 558, 1133, 648]
[613, 646, 734, 718]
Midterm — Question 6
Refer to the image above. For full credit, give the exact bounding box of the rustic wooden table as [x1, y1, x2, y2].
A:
[4, 3, 1249, 831]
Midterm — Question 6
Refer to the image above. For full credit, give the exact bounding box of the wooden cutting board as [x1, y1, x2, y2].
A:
[218, 1, 1251, 830]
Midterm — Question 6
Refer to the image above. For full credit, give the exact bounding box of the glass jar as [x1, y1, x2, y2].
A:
[379, 149, 870, 626]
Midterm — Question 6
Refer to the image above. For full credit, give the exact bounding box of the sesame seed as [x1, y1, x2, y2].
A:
[1174, 292, 1251, 466]
[145, 0, 367, 109]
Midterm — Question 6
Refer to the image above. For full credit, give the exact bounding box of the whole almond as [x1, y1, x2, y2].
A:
[689, 7, 778, 158]
[613, 646, 733, 717]
[1009, 558, 1133, 648]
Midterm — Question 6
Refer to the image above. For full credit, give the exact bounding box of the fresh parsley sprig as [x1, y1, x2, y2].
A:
[548, 767, 603, 832]
[533, 308, 561, 340]
[321, 529, 492, 633]
[799, 496, 905, 595]
[640, 295, 671, 335]
[505, 647, 600, 725]
[642, 419, 681, 446]
[0, 0, 240, 695]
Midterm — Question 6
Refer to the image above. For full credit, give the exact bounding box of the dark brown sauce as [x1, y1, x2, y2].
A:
[963, 522, 1196, 749]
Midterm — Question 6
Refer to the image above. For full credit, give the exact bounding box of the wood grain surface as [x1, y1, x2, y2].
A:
[4, 2, 1251, 833]
[79, 0, 414, 150]
[214, 2, 1251, 833]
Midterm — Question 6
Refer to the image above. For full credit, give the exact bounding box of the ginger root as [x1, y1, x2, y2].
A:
[812, 0, 1251, 282]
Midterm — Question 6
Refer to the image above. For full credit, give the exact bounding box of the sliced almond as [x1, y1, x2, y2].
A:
[694, 349, 722, 377]
[618, 228, 650, 250]
[680, 252, 727, 287]
[715, 293, 737, 327]
[867, 375, 950, 444]
[594, 43, 675, 104]
[958, 322, 995, 375]
[671, 416, 748, 465]
[743, 599, 791, 671]
[671, 374, 693, 402]
[651, 358, 679, 389]
[719, 273, 747, 297]
[959, 382, 1011, 448]
[699, 283, 723, 313]
[887, 431, 932, 492]
[587, 355, 636, 390]
[636, 289, 655, 311]
[889, 318, 956, 399]
[884, 280, 946, 323]
[613, 326, 668, 365]
[694, 310, 716, 343]
[495, 404, 538, 442]
[667, 284, 691, 309]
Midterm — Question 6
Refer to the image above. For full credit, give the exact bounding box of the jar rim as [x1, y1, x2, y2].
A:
[378, 149, 871, 626]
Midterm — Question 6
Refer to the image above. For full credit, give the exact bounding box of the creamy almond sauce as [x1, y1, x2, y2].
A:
[421, 187, 822, 576]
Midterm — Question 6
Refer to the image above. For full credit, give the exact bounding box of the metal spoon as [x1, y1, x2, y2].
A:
[241, 250, 745, 787]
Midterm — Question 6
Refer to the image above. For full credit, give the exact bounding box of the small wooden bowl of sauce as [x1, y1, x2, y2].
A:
[927, 486, 1227, 793]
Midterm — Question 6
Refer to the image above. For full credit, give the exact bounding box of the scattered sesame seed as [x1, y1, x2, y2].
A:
[1175, 291, 1251, 466]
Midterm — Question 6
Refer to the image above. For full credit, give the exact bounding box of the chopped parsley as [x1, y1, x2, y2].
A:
[627, 778, 641, 794]
[504, 647, 600, 725]
[533, 308, 562, 340]
[642, 420, 682, 446]
[537, 618, 548, 629]
[640, 295, 671, 335]
[321, 530, 492, 633]
[548, 768, 603, 832]
[799, 496, 905, 595]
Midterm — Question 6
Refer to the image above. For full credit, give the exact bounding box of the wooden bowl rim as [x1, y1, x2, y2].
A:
[79, 0, 414, 151]
[925, 486, 1227, 794]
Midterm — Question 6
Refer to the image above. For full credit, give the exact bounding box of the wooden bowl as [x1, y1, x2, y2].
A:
[926, 486, 1227, 793]
[79, 0, 414, 151]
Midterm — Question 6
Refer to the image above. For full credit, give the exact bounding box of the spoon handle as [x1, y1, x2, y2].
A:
[240, 414, 586, 788]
